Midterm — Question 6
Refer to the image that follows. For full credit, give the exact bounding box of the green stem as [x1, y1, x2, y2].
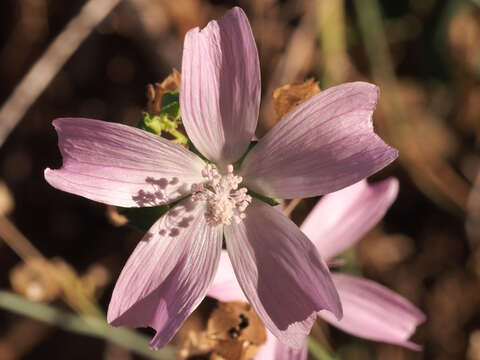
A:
[0, 291, 175, 359]
[247, 189, 281, 206]
[307, 336, 341, 360]
[169, 127, 188, 145]
[317, 0, 348, 87]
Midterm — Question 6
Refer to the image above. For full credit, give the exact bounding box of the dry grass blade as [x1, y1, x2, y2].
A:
[0, 291, 175, 360]
[259, 7, 317, 132]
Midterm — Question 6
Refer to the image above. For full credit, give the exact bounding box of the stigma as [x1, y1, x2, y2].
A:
[191, 164, 251, 226]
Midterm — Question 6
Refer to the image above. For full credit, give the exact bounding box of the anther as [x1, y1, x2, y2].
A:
[190, 164, 251, 226]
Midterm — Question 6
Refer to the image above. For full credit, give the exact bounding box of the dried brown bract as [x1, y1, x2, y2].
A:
[272, 78, 320, 121]
[9, 258, 61, 303]
[106, 205, 128, 227]
[146, 68, 181, 114]
[177, 300, 266, 360]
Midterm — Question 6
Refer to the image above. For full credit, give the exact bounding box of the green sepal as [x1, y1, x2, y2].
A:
[117, 205, 170, 232]
[139, 112, 187, 144]
[187, 140, 210, 163]
[160, 90, 180, 120]
[139, 112, 164, 135]
[234, 141, 257, 169]
[138, 89, 186, 144]
[248, 189, 281, 206]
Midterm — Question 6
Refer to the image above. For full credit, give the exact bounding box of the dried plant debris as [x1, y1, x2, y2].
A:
[272, 78, 320, 120]
[177, 300, 266, 360]
[106, 205, 128, 227]
[448, 5, 480, 73]
[9, 258, 61, 303]
[146, 69, 181, 114]
[0, 180, 14, 216]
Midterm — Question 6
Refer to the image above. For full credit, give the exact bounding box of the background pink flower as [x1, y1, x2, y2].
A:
[208, 178, 425, 359]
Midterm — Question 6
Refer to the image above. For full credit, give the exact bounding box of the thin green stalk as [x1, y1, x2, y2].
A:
[353, 0, 470, 212]
[169, 127, 188, 145]
[0, 291, 175, 359]
[353, 0, 396, 85]
[308, 336, 341, 360]
[317, 0, 348, 87]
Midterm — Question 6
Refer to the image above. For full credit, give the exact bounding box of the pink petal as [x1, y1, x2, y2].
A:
[301, 178, 399, 261]
[107, 199, 222, 349]
[320, 273, 425, 350]
[255, 331, 308, 360]
[240, 82, 398, 199]
[180, 7, 260, 166]
[208, 251, 247, 302]
[224, 199, 342, 349]
[44, 118, 205, 207]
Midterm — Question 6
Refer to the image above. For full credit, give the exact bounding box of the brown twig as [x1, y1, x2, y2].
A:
[0, 215, 102, 316]
[0, 0, 123, 148]
[283, 198, 303, 218]
[0, 217, 43, 261]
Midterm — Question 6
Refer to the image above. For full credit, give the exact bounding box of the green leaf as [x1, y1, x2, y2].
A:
[118, 205, 170, 232]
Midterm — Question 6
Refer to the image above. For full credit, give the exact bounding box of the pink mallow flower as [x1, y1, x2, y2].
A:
[44, 7, 398, 350]
[208, 178, 426, 359]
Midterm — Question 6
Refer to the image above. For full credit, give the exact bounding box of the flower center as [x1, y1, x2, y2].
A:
[191, 164, 251, 226]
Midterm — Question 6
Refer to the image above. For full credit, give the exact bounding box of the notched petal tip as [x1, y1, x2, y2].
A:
[403, 342, 423, 352]
[240, 81, 398, 199]
[107, 200, 223, 349]
[383, 176, 400, 198]
[148, 336, 163, 351]
[339, 81, 380, 111]
[52, 117, 68, 127]
[43, 167, 57, 187]
[318, 266, 343, 322]
[390, 147, 400, 160]
[371, 83, 380, 104]
[44, 167, 52, 177]
[330, 297, 343, 321]
[225, 6, 249, 23]
[44, 117, 205, 207]
[183, 26, 200, 43]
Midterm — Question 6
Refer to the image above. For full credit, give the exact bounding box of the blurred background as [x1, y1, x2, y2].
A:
[0, 0, 479, 359]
